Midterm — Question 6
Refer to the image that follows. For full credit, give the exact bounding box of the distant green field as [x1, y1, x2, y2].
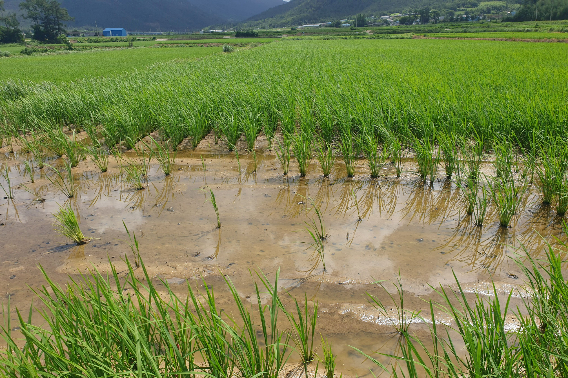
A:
[0, 46, 222, 83]
[73, 38, 278, 48]
[0, 46, 24, 54]
[424, 32, 568, 40]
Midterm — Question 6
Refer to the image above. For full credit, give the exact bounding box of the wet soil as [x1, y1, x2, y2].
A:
[0, 142, 566, 376]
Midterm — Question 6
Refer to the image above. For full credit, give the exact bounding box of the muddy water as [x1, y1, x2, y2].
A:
[0, 146, 566, 376]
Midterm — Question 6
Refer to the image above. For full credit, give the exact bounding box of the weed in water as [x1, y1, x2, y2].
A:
[53, 203, 87, 245]
[209, 189, 221, 228]
[0, 166, 13, 199]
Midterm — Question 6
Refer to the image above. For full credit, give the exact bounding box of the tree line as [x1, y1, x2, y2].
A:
[0, 0, 73, 44]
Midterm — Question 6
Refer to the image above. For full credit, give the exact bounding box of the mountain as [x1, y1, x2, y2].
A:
[190, 0, 283, 22]
[243, 0, 417, 27]
[2, 0, 285, 31]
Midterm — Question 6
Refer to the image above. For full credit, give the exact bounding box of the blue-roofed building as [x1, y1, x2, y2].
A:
[103, 28, 128, 37]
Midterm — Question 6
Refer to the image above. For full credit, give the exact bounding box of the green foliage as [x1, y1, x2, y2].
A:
[20, 0, 74, 43]
[222, 44, 234, 53]
[235, 29, 259, 37]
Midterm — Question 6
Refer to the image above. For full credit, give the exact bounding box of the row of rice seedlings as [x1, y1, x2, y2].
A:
[0, 249, 329, 378]
[360, 243, 568, 377]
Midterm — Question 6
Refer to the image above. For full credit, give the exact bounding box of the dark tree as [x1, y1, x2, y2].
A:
[0, 0, 24, 43]
[419, 7, 431, 24]
[355, 13, 366, 27]
[19, 0, 73, 43]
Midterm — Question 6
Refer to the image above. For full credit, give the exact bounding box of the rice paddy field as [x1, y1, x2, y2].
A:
[1, 37, 568, 377]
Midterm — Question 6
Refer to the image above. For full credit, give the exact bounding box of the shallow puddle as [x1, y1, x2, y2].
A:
[1, 147, 566, 376]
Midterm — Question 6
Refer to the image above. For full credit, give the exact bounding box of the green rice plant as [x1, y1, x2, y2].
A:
[235, 149, 241, 173]
[242, 108, 261, 151]
[46, 162, 75, 198]
[145, 137, 175, 176]
[412, 136, 439, 184]
[493, 138, 517, 183]
[209, 189, 221, 228]
[536, 138, 568, 205]
[24, 160, 34, 183]
[487, 175, 528, 228]
[457, 176, 478, 215]
[87, 146, 109, 173]
[390, 135, 404, 178]
[305, 198, 327, 271]
[339, 132, 356, 178]
[474, 185, 489, 226]
[292, 131, 311, 177]
[438, 132, 459, 178]
[123, 222, 141, 268]
[557, 184, 568, 217]
[463, 136, 484, 183]
[48, 129, 84, 168]
[252, 150, 258, 173]
[321, 337, 336, 378]
[201, 155, 206, 171]
[361, 132, 386, 179]
[123, 163, 146, 190]
[317, 141, 334, 178]
[0, 166, 13, 199]
[276, 135, 292, 176]
[53, 203, 87, 245]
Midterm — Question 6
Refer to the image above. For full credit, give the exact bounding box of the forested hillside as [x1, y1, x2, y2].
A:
[1, 0, 284, 31]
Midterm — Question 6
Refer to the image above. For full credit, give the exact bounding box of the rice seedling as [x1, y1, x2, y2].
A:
[412, 136, 439, 184]
[493, 138, 517, 183]
[123, 163, 146, 190]
[88, 146, 109, 173]
[145, 137, 175, 176]
[463, 135, 484, 183]
[209, 189, 221, 228]
[53, 203, 87, 245]
[48, 129, 84, 168]
[201, 155, 206, 171]
[557, 184, 568, 217]
[235, 149, 241, 173]
[305, 198, 327, 271]
[276, 135, 292, 176]
[536, 138, 568, 205]
[292, 131, 311, 177]
[457, 176, 478, 216]
[474, 185, 489, 226]
[487, 175, 528, 228]
[123, 221, 141, 268]
[0, 166, 13, 199]
[317, 141, 334, 178]
[389, 135, 404, 178]
[438, 132, 459, 178]
[361, 132, 386, 179]
[46, 162, 75, 198]
[251, 150, 258, 173]
[321, 337, 336, 378]
[339, 132, 356, 178]
[24, 160, 34, 183]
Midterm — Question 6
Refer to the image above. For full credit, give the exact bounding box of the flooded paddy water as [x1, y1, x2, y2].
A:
[1, 135, 566, 377]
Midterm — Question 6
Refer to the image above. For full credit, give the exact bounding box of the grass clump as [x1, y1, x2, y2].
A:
[53, 203, 88, 245]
